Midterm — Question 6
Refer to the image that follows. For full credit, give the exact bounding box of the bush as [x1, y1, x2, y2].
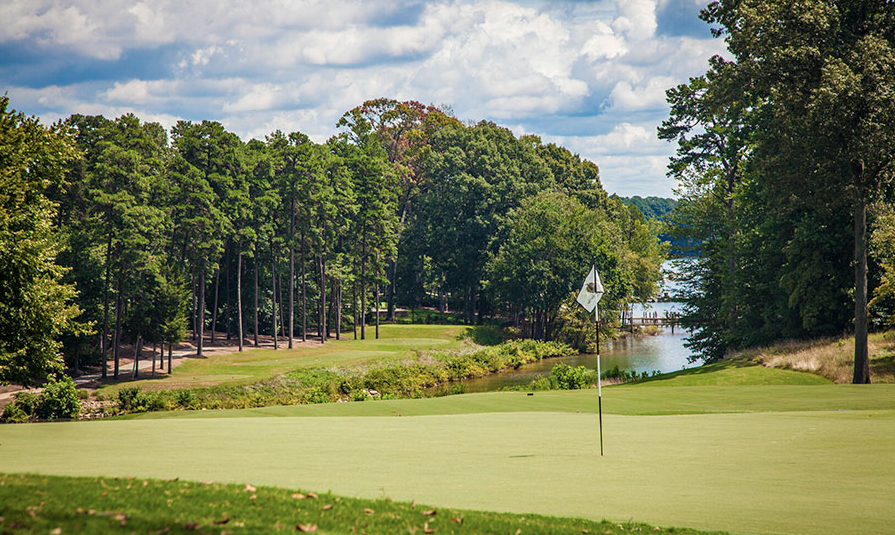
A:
[117, 386, 152, 413]
[36, 375, 81, 420]
[1, 401, 30, 423]
[550, 363, 591, 390]
[176, 389, 197, 409]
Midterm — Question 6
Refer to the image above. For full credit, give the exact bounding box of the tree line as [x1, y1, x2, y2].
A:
[660, 0, 895, 382]
[1, 95, 664, 387]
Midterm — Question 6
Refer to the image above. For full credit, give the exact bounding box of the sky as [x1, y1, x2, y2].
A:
[0, 0, 728, 198]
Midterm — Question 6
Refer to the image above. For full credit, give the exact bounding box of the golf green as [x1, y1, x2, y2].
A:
[2, 388, 894, 535]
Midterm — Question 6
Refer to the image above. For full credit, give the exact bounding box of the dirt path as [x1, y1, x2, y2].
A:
[0, 331, 331, 406]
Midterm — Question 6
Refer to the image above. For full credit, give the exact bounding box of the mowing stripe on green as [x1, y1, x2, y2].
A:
[2, 406, 894, 535]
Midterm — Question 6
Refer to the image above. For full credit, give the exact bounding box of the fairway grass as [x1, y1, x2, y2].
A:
[110, 324, 470, 392]
[0, 474, 722, 535]
[3, 386, 895, 535]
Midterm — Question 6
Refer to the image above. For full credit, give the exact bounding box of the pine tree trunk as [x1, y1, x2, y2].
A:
[319, 253, 327, 344]
[353, 279, 358, 340]
[133, 336, 142, 378]
[151, 341, 156, 376]
[211, 266, 219, 343]
[101, 227, 112, 379]
[289, 198, 295, 348]
[167, 342, 172, 374]
[197, 259, 205, 357]
[301, 227, 307, 343]
[237, 251, 244, 352]
[226, 245, 232, 340]
[271, 241, 278, 350]
[336, 278, 342, 340]
[190, 270, 197, 340]
[361, 234, 367, 340]
[375, 283, 380, 340]
[853, 164, 870, 384]
[113, 261, 123, 379]
[254, 243, 259, 348]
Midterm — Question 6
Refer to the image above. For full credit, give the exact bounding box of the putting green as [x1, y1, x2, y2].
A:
[2, 388, 894, 535]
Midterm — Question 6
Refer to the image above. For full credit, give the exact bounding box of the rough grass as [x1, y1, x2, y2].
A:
[2, 390, 894, 535]
[0, 473, 722, 535]
[100, 324, 473, 394]
[735, 330, 895, 383]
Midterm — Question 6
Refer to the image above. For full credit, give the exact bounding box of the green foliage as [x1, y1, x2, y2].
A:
[1, 375, 81, 422]
[550, 363, 591, 390]
[0, 96, 85, 387]
[105, 339, 574, 415]
[618, 196, 678, 220]
[36, 374, 81, 420]
[0, 474, 708, 535]
[661, 1, 895, 370]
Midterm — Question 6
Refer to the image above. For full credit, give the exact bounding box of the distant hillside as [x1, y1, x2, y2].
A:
[617, 195, 677, 220]
[617, 195, 697, 256]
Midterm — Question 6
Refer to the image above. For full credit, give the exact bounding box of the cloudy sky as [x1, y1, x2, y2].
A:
[1, 0, 727, 198]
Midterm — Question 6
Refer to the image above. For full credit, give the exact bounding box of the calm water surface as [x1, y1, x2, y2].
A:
[459, 302, 695, 393]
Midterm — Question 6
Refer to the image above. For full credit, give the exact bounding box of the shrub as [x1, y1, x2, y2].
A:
[550, 363, 590, 390]
[117, 386, 151, 413]
[36, 375, 81, 420]
[175, 389, 197, 409]
[1, 401, 30, 423]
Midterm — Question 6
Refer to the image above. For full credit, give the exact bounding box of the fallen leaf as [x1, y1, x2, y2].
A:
[149, 528, 171, 535]
[322, 504, 333, 510]
[113, 514, 128, 522]
[0, 516, 4, 523]
[411, 501, 416, 510]
[292, 493, 306, 500]
[250, 494, 257, 500]
[582, 530, 589, 534]
[244, 484, 256, 492]
[126, 476, 135, 480]
[119, 520, 127, 527]
[142, 480, 149, 486]
[423, 522, 436, 534]
[87, 510, 96, 516]
[450, 518, 463, 524]
[213, 518, 230, 525]
[363, 508, 375, 515]
[221, 531, 232, 535]
[306, 492, 318, 499]
[75, 508, 85, 515]
[296, 523, 318, 532]
[50, 528, 61, 535]
[515, 529, 522, 535]
[422, 510, 437, 516]
[181, 521, 201, 530]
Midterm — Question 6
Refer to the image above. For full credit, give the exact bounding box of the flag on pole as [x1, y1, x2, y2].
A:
[576, 266, 604, 315]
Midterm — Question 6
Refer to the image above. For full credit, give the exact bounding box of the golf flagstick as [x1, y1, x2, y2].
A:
[595, 265, 603, 457]
[576, 263, 605, 457]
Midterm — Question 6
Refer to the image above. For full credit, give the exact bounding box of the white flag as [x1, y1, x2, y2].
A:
[576, 266, 604, 314]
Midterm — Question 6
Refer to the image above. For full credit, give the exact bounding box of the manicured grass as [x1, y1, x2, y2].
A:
[2, 386, 894, 535]
[108, 324, 471, 393]
[628, 358, 832, 386]
[0, 473, 721, 535]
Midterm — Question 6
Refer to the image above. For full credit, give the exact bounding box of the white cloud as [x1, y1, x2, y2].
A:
[612, 0, 658, 39]
[0, 0, 729, 197]
[608, 76, 675, 112]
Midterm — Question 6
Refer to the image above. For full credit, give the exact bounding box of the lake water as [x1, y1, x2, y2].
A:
[458, 302, 695, 393]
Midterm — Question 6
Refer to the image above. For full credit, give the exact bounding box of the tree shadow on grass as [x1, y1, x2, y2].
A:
[461, 325, 506, 346]
[629, 358, 755, 384]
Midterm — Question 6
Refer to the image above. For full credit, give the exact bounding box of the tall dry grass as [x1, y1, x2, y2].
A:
[734, 331, 895, 384]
